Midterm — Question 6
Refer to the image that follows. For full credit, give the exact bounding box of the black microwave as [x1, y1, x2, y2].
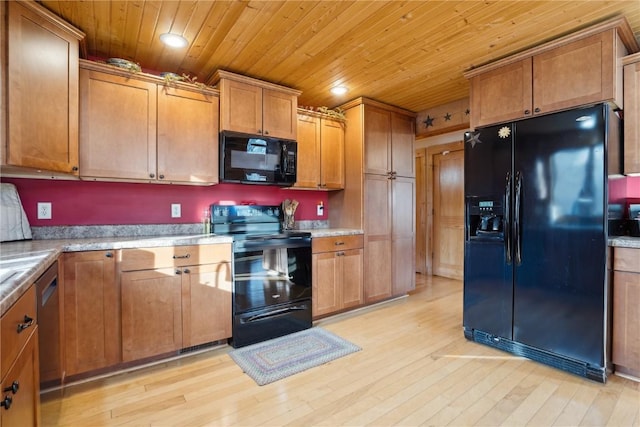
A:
[219, 131, 297, 186]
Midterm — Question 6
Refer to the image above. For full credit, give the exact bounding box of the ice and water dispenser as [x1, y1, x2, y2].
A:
[466, 196, 505, 241]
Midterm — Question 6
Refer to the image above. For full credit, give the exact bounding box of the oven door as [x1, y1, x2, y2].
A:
[233, 236, 312, 313]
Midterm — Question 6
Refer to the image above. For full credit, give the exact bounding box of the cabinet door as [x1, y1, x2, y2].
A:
[533, 31, 616, 115]
[470, 58, 533, 129]
[294, 114, 321, 188]
[364, 173, 393, 302]
[79, 69, 157, 180]
[182, 262, 232, 347]
[312, 252, 341, 317]
[6, 1, 80, 174]
[624, 58, 640, 174]
[391, 113, 414, 178]
[262, 89, 298, 140]
[0, 330, 39, 427]
[121, 268, 182, 362]
[157, 87, 219, 184]
[320, 118, 345, 189]
[341, 248, 364, 309]
[364, 106, 391, 175]
[63, 251, 119, 376]
[612, 271, 640, 375]
[219, 79, 262, 135]
[392, 177, 416, 295]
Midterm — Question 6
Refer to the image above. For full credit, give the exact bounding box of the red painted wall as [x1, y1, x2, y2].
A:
[2, 178, 328, 226]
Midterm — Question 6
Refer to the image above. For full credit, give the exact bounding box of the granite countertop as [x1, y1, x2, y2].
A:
[608, 236, 640, 248]
[0, 229, 363, 315]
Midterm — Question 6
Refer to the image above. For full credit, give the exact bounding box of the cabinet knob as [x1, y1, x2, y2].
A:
[16, 315, 34, 334]
[149, 173, 155, 178]
[534, 107, 541, 113]
[175, 269, 182, 275]
[264, 130, 269, 135]
[257, 129, 262, 134]
[159, 174, 165, 180]
[336, 251, 345, 256]
[105, 252, 113, 258]
[72, 166, 79, 172]
[1, 395, 12, 410]
[3, 382, 19, 395]
[183, 268, 190, 274]
[524, 110, 531, 115]
[335, 241, 345, 246]
[172, 254, 190, 259]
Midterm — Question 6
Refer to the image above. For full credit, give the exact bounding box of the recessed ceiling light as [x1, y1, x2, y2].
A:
[160, 33, 188, 48]
[331, 86, 348, 95]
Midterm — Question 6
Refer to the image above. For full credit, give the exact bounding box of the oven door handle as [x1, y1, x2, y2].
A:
[237, 238, 311, 251]
[243, 305, 308, 323]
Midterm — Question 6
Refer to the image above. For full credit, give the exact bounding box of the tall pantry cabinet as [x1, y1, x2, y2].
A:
[329, 98, 416, 303]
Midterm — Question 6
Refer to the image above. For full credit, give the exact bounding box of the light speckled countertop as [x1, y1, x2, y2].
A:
[0, 229, 363, 315]
[608, 236, 640, 249]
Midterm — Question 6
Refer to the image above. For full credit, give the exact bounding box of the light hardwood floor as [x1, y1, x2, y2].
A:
[41, 275, 640, 426]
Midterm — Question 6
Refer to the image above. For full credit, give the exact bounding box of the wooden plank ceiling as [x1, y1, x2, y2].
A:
[39, 0, 640, 113]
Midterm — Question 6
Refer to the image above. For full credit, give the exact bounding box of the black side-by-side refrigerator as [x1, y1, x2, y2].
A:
[463, 103, 620, 382]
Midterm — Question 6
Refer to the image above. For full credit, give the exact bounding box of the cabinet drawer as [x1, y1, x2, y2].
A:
[120, 244, 232, 271]
[312, 235, 363, 253]
[1, 286, 37, 380]
[613, 247, 640, 273]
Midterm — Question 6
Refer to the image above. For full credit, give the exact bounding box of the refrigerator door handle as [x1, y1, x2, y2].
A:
[514, 171, 523, 265]
[505, 171, 512, 264]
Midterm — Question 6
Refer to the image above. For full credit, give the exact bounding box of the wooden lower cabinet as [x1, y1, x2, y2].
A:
[0, 285, 39, 427]
[120, 244, 232, 362]
[62, 251, 119, 377]
[312, 235, 363, 318]
[612, 247, 640, 378]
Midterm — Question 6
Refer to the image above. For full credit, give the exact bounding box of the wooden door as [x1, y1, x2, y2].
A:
[262, 88, 298, 140]
[392, 176, 416, 295]
[533, 31, 615, 115]
[219, 79, 262, 135]
[364, 173, 392, 302]
[182, 262, 232, 347]
[121, 268, 182, 362]
[312, 252, 340, 317]
[341, 248, 364, 308]
[415, 149, 427, 274]
[79, 69, 157, 180]
[157, 86, 219, 184]
[363, 106, 391, 175]
[624, 55, 640, 174]
[320, 118, 345, 189]
[294, 114, 320, 188]
[63, 251, 119, 376]
[432, 150, 464, 280]
[470, 58, 532, 129]
[7, 1, 81, 174]
[391, 113, 415, 178]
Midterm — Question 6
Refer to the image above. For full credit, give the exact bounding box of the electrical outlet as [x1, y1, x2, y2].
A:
[171, 203, 181, 218]
[37, 202, 52, 220]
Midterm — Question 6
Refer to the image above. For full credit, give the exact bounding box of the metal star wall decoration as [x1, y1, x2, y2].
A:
[467, 131, 482, 148]
[444, 113, 452, 121]
[465, 109, 470, 115]
[423, 115, 435, 128]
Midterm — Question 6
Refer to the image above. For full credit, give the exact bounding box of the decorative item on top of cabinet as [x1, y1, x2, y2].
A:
[120, 244, 232, 362]
[2, 0, 84, 178]
[79, 60, 219, 185]
[295, 108, 345, 190]
[464, 16, 639, 129]
[612, 247, 640, 379]
[328, 98, 416, 304]
[416, 98, 470, 138]
[209, 70, 301, 140]
[0, 285, 39, 427]
[312, 235, 364, 318]
[623, 52, 640, 175]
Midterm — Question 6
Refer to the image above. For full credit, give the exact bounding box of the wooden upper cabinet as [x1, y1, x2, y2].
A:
[391, 112, 415, 178]
[157, 86, 219, 184]
[469, 59, 533, 128]
[364, 105, 392, 175]
[79, 60, 219, 185]
[623, 53, 640, 174]
[79, 68, 157, 181]
[211, 70, 301, 140]
[466, 17, 637, 129]
[295, 111, 344, 190]
[4, 1, 84, 175]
